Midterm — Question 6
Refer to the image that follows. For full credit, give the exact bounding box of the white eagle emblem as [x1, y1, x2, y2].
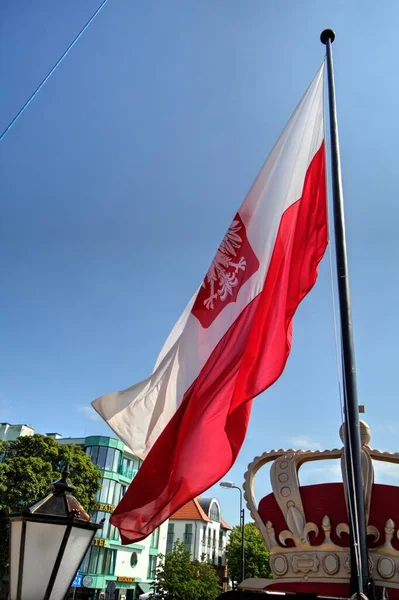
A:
[203, 220, 247, 310]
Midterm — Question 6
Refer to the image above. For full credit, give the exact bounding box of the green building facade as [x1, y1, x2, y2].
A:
[56, 433, 167, 600]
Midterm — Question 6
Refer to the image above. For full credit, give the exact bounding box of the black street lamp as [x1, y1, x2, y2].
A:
[9, 465, 102, 600]
[220, 481, 245, 585]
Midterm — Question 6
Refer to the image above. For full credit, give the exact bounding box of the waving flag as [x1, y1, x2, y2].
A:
[92, 63, 327, 543]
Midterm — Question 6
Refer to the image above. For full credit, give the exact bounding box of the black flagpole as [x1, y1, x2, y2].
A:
[320, 29, 370, 598]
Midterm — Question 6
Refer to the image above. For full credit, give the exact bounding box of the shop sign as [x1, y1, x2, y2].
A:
[93, 537, 107, 547]
[117, 577, 135, 583]
[97, 503, 115, 513]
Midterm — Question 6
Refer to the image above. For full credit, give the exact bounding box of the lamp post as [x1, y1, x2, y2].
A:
[220, 481, 245, 585]
[8, 465, 102, 600]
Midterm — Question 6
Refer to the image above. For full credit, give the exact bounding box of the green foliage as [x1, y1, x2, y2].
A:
[153, 541, 221, 600]
[0, 434, 102, 576]
[193, 559, 222, 600]
[226, 522, 271, 584]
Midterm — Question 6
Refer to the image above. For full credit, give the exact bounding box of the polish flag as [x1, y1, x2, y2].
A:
[92, 63, 327, 543]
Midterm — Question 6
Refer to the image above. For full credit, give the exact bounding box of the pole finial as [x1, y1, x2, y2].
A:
[52, 463, 76, 494]
[61, 463, 71, 481]
[320, 29, 336, 45]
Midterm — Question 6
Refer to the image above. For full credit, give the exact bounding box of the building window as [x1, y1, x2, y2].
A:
[112, 481, 121, 506]
[106, 517, 120, 542]
[82, 547, 116, 575]
[147, 555, 157, 580]
[97, 446, 107, 468]
[119, 456, 140, 479]
[166, 523, 174, 554]
[218, 556, 222, 566]
[92, 511, 111, 538]
[207, 530, 211, 548]
[130, 551, 138, 568]
[97, 478, 109, 503]
[210, 502, 220, 522]
[105, 448, 115, 471]
[103, 549, 116, 575]
[87, 446, 99, 464]
[212, 529, 216, 549]
[184, 524, 193, 553]
[120, 457, 130, 478]
[80, 548, 90, 573]
[219, 530, 223, 549]
[113, 449, 121, 472]
[202, 525, 206, 549]
[86, 446, 121, 473]
[88, 546, 100, 574]
[110, 522, 120, 541]
[108, 480, 115, 505]
[97, 478, 122, 505]
[103, 447, 122, 472]
[151, 528, 160, 549]
[120, 484, 126, 502]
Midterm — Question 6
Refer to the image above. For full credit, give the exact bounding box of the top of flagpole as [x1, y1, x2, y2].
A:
[320, 29, 336, 44]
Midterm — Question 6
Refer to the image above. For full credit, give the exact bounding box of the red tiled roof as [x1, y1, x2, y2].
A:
[220, 518, 232, 530]
[170, 497, 212, 522]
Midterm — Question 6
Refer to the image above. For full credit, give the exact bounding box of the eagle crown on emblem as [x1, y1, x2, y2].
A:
[241, 420, 399, 595]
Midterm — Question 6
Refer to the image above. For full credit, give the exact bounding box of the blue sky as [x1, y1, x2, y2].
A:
[1, 0, 399, 528]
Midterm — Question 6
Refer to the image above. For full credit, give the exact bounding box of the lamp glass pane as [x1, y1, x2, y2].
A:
[9, 520, 22, 600]
[21, 522, 67, 600]
[49, 527, 95, 600]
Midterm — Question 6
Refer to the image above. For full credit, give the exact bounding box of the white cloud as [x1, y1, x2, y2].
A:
[289, 436, 322, 450]
[78, 405, 101, 421]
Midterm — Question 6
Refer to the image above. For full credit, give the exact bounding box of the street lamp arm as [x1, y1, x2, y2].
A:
[231, 486, 243, 512]
[219, 480, 245, 584]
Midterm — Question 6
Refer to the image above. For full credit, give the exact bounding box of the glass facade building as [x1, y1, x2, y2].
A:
[57, 435, 164, 600]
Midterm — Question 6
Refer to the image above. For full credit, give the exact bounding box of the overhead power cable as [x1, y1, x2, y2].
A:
[0, 0, 110, 143]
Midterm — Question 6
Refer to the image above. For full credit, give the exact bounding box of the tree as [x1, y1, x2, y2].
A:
[0, 434, 102, 581]
[193, 559, 222, 600]
[226, 522, 271, 585]
[153, 541, 221, 600]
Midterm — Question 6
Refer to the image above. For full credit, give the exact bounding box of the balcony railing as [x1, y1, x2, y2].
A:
[118, 464, 138, 479]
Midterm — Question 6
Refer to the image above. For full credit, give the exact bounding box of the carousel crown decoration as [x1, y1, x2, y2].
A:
[242, 420, 399, 593]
